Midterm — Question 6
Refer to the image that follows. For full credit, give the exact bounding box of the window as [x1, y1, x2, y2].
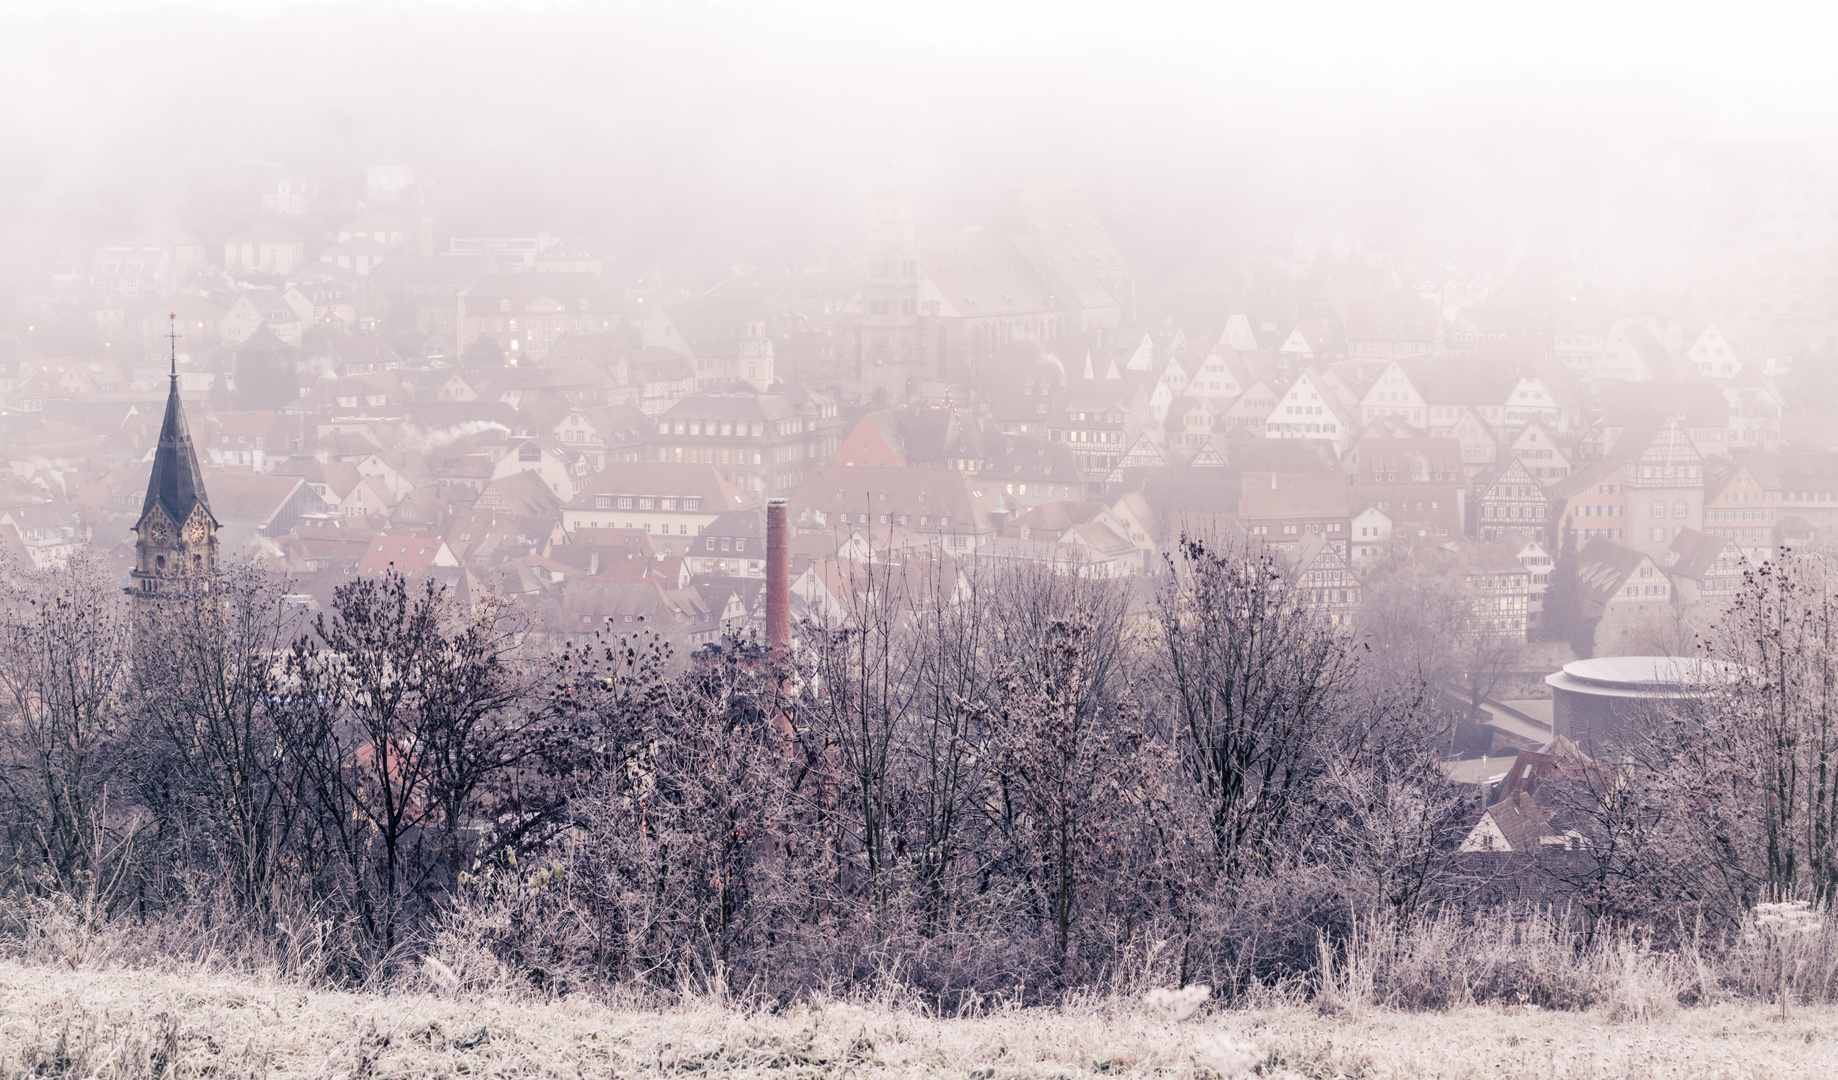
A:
[1651, 527, 1665, 542]
[683, 497, 701, 511]
[1652, 501, 1666, 518]
[617, 496, 634, 510]
[638, 497, 656, 510]
[595, 494, 614, 509]
[1674, 500, 1687, 517]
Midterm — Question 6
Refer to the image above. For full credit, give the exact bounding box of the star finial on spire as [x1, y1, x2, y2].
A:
[167, 312, 180, 382]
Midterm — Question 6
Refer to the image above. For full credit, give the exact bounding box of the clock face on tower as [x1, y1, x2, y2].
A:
[146, 518, 171, 546]
[185, 518, 207, 544]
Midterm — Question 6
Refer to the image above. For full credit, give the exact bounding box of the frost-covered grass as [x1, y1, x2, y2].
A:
[1, 959, 1835, 1079]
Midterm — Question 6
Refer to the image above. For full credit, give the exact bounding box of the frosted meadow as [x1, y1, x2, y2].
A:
[3, 960, 1836, 1080]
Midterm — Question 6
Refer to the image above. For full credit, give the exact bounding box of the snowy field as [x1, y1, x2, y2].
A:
[1, 961, 1834, 1079]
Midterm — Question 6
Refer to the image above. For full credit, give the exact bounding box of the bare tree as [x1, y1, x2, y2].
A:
[282, 571, 532, 962]
[1156, 533, 1359, 877]
[0, 553, 137, 912]
[133, 564, 310, 922]
[795, 554, 924, 908]
[1358, 543, 1525, 724]
[983, 608, 1161, 975]
[554, 633, 818, 987]
[1694, 550, 1838, 903]
[1356, 544, 1471, 694]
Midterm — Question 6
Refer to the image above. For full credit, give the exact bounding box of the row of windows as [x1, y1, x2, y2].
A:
[577, 521, 694, 535]
[495, 297, 600, 313]
[867, 258, 917, 280]
[1708, 508, 1774, 522]
[592, 494, 704, 511]
[833, 512, 950, 528]
[1248, 522, 1345, 535]
[1474, 579, 1528, 593]
[1003, 482, 1078, 498]
[661, 446, 777, 466]
[1363, 470, 1458, 483]
[660, 419, 800, 437]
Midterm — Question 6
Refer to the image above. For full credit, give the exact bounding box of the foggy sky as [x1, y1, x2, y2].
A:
[1, 0, 1834, 298]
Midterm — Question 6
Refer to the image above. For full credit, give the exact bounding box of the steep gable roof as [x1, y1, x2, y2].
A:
[140, 376, 215, 528]
[1576, 535, 1654, 601]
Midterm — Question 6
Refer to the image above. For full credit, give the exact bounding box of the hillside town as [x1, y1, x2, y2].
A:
[14, 1, 1838, 1054]
[1, 144, 1833, 697]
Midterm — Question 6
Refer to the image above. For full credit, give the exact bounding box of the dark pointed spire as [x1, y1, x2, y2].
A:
[140, 314, 214, 528]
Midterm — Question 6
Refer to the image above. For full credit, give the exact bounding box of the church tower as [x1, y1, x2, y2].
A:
[859, 191, 921, 403]
[130, 315, 218, 606]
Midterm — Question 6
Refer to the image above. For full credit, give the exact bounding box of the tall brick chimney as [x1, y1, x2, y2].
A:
[766, 498, 790, 656]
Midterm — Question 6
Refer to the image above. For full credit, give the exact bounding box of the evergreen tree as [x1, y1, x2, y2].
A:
[1542, 524, 1596, 658]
